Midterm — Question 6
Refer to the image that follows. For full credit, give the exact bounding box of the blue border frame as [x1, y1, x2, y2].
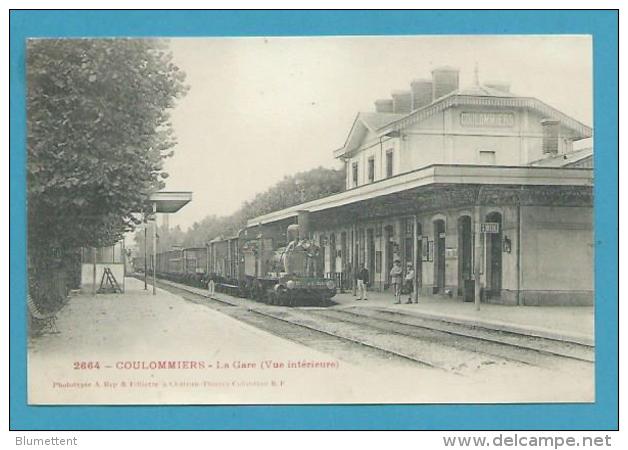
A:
[9, 10, 618, 430]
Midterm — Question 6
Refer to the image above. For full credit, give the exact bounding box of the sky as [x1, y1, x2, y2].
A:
[161, 35, 592, 230]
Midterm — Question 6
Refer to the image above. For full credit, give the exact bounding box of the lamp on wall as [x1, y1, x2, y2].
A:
[502, 236, 512, 253]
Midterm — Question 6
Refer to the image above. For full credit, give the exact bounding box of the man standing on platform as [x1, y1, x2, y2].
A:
[207, 273, 216, 298]
[405, 262, 416, 304]
[390, 259, 403, 304]
[356, 263, 369, 301]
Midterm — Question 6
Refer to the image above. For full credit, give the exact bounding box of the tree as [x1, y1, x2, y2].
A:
[27, 39, 188, 310]
[233, 166, 346, 228]
[28, 39, 188, 249]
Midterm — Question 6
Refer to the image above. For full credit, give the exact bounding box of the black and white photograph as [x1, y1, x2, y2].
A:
[26, 35, 595, 405]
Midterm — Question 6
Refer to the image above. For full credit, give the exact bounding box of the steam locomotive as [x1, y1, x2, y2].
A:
[135, 218, 337, 306]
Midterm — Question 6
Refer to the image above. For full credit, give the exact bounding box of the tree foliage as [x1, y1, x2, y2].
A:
[239, 166, 346, 224]
[28, 39, 188, 251]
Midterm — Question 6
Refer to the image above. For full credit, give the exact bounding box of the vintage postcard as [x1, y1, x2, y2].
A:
[25, 34, 595, 406]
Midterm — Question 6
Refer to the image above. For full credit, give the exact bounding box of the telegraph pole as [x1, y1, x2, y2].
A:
[92, 247, 97, 296]
[152, 202, 157, 295]
[144, 222, 148, 290]
[413, 214, 419, 303]
[474, 205, 483, 311]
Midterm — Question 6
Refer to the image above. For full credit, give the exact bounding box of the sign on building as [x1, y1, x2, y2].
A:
[481, 222, 500, 234]
[460, 112, 515, 128]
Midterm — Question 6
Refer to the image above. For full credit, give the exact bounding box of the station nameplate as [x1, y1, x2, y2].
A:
[481, 222, 500, 234]
[460, 112, 515, 128]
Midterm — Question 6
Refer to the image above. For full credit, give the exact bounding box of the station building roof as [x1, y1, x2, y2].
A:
[246, 164, 593, 227]
[529, 147, 593, 168]
[334, 85, 593, 159]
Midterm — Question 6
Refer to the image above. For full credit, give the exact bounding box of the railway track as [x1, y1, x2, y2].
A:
[152, 279, 446, 370]
[344, 308, 594, 361]
[303, 308, 594, 371]
[147, 277, 593, 376]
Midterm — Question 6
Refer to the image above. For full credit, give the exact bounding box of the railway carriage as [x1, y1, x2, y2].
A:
[181, 247, 207, 287]
[139, 220, 337, 306]
[207, 235, 241, 296]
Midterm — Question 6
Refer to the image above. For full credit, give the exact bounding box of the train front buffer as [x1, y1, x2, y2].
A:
[278, 275, 336, 302]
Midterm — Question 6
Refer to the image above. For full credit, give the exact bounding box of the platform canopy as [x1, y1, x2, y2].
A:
[247, 164, 593, 227]
[148, 191, 193, 213]
[144, 191, 192, 296]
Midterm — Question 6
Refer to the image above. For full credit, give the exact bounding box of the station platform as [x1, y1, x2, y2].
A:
[28, 277, 374, 405]
[331, 289, 594, 345]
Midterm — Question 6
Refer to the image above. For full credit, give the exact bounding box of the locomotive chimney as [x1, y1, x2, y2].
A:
[297, 210, 311, 240]
[287, 224, 300, 243]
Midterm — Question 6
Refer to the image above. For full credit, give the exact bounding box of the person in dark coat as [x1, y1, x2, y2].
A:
[356, 264, 369, 301]
[404, 262, 416, 304]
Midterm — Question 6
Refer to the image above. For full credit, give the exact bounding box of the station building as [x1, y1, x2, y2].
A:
[247, 67, 594, 306]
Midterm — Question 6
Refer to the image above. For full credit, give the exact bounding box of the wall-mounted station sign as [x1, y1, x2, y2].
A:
[480, 222, 500, 234]
[460, 112, 515, 128]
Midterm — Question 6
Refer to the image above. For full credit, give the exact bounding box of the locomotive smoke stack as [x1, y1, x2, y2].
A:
[287, 224, 300, 243]
[297, 210, 311, 240]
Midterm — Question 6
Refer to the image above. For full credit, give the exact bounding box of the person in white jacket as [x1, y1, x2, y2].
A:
[390, 260, 403, 304]
[207, 273, 216, 297]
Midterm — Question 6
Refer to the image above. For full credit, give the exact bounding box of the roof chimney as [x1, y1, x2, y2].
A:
[410, 78, 433, 110]
[391, 90, 412, 114]
[374, 98, 394, 113]
[431, 66, 460, 100]
[473, 62, 480, 87]
[484, 80, 511, 93]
